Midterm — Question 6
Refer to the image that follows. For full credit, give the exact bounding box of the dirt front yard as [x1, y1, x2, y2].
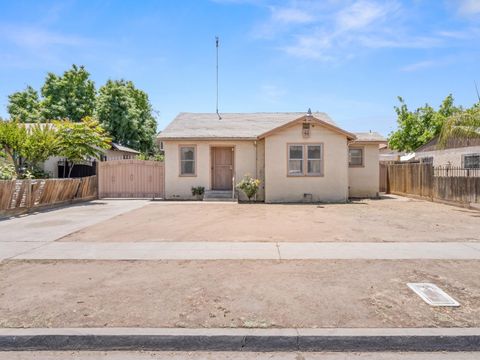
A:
[60, 196, 480, 243]
[1, 259, 479, 328]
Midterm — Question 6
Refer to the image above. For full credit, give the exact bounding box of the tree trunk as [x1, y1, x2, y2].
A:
[5, 148, 21, 177]
[68, 161, 74, 178]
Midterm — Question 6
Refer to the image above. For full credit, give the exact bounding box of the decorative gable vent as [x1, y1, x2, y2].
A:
[302, 122, 311, 138]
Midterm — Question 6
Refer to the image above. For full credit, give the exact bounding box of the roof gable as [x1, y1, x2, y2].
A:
[158, 112, 351, 140]
[257, 115, 357, 140]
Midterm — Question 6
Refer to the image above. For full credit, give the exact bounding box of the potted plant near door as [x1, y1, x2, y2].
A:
[191, 186, 205, 200]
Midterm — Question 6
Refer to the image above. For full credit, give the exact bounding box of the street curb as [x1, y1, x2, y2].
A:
[1, 328, 480, 351]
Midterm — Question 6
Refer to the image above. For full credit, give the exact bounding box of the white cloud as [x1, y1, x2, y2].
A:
[277, 1, 442, 61]
[0, 24, 101, 70]
[0, 25, 91, 50]
[336, 0, 393, 31]
[270, 6, 315, 24]
[400, 60, 435, 72]
[223, 0, 480, 63]
[457, 0, 480, 16]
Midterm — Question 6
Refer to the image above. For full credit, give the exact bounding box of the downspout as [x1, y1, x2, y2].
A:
[346, 138, 355, 202]
[254, 140, 258, 201]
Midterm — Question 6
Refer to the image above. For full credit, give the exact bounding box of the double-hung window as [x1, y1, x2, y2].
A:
[349, 148, 364, 167]
[179, 146, 196, 176]
[288, 145, 304, 176]
[463, 154, 480, 169]
[288, 144, 323, 176]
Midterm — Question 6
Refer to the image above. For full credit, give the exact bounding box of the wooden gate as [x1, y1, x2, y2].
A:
[98, 159, 164, 198]
[379, 163, 388, 192]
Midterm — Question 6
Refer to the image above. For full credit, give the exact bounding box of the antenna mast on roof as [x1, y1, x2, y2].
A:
[216, 36, 221, 120]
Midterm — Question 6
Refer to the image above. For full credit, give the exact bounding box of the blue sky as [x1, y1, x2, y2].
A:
[1, 0, 480, 135]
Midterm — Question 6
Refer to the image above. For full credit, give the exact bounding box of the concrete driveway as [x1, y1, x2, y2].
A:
[2, 197, 480, 261]
[61, 196, 480, 243]
[0, 200, 148, 260]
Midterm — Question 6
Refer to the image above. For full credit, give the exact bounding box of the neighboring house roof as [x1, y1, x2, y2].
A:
[111, 142, 140, 154]
[157, 112, 354, 140]
[415, 136, 480, 153]
[350, 132, 386, 144]
[22, 123, 140, 154]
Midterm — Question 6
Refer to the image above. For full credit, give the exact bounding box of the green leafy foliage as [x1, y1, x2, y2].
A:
[388, 95, 460, 152]
[96, 80, 157, 152]
[55, 117, 111, 177]
[191, 186, 205, 196]
[136, 153, 164, 161]
[236, 175, 261, 201]
[1, 117, 111, 178]
[6, 65, 158, 153]
[22, 123, 59, 170]
[439, 104, 480, 147]
[0, 119, 27, 174]
[41, 65, 96, 122]
[0, 162, 17, 180]
[7, 86, 42, 123]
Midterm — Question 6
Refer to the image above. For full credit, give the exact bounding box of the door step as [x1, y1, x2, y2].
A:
[204, 190, 237, 202]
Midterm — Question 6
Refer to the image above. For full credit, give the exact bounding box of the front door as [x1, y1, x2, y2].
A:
[212, 147, 233, 190]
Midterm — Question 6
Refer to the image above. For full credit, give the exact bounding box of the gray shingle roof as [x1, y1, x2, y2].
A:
[111, 142, 140, 154]
[352, 132, 386, 143]
[158, 112, 339, 140]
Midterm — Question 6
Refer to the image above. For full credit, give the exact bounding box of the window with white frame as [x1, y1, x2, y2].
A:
[349, 148, 364, 167]
[463, 154, 480, 169]
[288, 145, 303, 176]
[180, 146, 196, 175]
[288, 144, 323, 176]
[307, 145, 322, 175]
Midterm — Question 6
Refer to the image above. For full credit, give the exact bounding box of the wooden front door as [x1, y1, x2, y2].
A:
[212, 147, 234, 190]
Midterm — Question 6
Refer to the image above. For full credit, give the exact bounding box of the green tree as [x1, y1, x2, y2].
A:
[41, 65, 96, 122]
[7, 86, 42, 123]
[439, 104, 480, 147]
[0, 120, 27, 175]
[22, 123, 59, 171]
[388, 95, 460, 152]
[55, 117, 111, 177]
[96, 80, 157, 152]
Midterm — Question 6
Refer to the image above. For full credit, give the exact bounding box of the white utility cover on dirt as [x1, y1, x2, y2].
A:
[408, 283, 460, 307]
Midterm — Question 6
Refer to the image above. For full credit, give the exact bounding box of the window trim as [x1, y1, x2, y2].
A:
[287, 143, 324, 177]
[462, 153, 480, 169]
[348, 146, 364, 168]
[287, 144, 304, 177]
[178, 144, 197, 177]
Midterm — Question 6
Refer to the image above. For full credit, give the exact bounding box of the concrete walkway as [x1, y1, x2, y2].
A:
[0, 200, 148, 260]
[6, 241, 480, 260]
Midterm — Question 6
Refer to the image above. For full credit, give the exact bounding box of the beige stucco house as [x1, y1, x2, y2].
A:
[158, 112, 385, 202]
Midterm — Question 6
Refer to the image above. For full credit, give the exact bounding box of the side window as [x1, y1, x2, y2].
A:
[288, 145, 303, 176]
[307, 145, 322, 175]
[180, 146, 196, 176]
[463, 154, 480, 169]
[349, 148, 364, 167]
[288, 144, 323, 176]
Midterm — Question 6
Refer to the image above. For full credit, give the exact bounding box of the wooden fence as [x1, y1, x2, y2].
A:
[0, 176, 97, 215]
[386, 163, 480, 205]
[98, 159, 164, 198]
